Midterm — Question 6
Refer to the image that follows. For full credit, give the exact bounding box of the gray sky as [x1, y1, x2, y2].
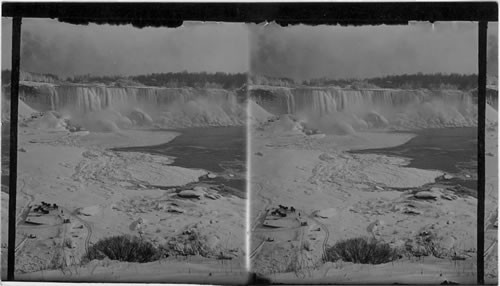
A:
[2, 19, 497, 80]
[250, 22, 498, 81]
[2, 18, 249, 77]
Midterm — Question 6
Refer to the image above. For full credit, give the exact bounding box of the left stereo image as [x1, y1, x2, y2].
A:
[1, 18, 250, 283]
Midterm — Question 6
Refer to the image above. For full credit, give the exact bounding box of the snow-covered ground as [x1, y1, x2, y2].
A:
[249, 99, 497, 284]
[0, 87, 497, 283]
[1, 100, 246, 282]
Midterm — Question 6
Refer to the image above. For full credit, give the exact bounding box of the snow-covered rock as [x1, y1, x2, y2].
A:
[414, 191, 438, 200]
[193, 186, 209, 193]
[204, 193, 221, 200]
[178, 189, 205, 199]
[167, 206, 185, 214]
[429, 187, 445, 193]
[78, 205, 100, 216]
[313, 207, 338, 218]
[403, 207, 423, 215]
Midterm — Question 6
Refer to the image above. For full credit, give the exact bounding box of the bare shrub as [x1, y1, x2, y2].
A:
[82, 235, 160, 263]
[325, 237, 400, 265]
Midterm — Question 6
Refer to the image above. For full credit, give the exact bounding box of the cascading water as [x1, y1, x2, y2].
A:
[17, 82, 246, 131]
[21, 85, 237, 113]
[249, 85, 479, 133]
[250, 86, 435, 115]
[5, 82, 487, 133]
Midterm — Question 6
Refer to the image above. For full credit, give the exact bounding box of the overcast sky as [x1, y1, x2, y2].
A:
[2, 18, 250, 77]
[250, 22, 498, 81]
[1, 19, 498, 80]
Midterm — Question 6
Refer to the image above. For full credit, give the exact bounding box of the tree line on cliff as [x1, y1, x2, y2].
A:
[305, 73, 478, 90]
[250, 73, 479, 91]
[1, 70, 247, 90]
[2, 70, 480, 91]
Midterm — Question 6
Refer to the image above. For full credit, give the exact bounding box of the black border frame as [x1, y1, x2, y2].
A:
[2, 2, 498, 25]
[1, 2, 496, 284]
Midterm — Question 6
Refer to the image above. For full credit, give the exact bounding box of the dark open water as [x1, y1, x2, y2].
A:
[113, 126, 246, 193]
[352, 127, 477, 193]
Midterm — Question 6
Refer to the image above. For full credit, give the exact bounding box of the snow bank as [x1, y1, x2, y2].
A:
[249, 99, 274, 123]
[267, 115, 304, 134]
[64, 108, 131, 133]
[486, 103, 498, 125]
[391, 98, 477, 130]
[128, 108, 153, 126]
[78, 205, 101, 216]
[1, 95, 38, 123]
[32, 111, 66, 130]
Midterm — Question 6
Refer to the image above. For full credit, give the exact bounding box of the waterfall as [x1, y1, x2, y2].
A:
[249, 86, 435, 115]
[17, 83, 246, 129]
[20, 85, 238, 113]
[7, 82, 479, 131]
[249, 85, 477, 131]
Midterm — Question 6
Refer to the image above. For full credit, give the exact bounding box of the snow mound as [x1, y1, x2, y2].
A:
[129, 217, 147, 232]
[78, 205, 100, 216]
[1, 96, 38, 122]
[390, 98, 477, 130]
[351, 115, 369, 130]
[267, 115, 303, 134]
[414, 190, 439, 200]
[32, 111, 67, 130]
[313, 208, 338, 218]
[486, 103, 498, 125]
[178, 189, 206, 199]
[128, 108, 153, 126]
[249, 100, 274, 123]
[89, 119, 121, 133]
[19, 99, 38, 118]
[331, 122, 357, 135]
[73, 109, 131, 133]
[154, 96, 245, 128]
[364, 111, 389, 128]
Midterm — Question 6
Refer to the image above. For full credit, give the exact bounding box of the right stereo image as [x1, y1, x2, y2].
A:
[248, 21, 498, 284]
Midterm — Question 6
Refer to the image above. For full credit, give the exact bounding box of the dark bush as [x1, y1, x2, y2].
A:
[324, 237, 400, 265]
[83, 235, 161, 263]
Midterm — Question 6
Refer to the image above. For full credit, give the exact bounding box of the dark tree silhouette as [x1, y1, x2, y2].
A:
[304, 73, 478, 91]
[2, 70, 247, 90]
